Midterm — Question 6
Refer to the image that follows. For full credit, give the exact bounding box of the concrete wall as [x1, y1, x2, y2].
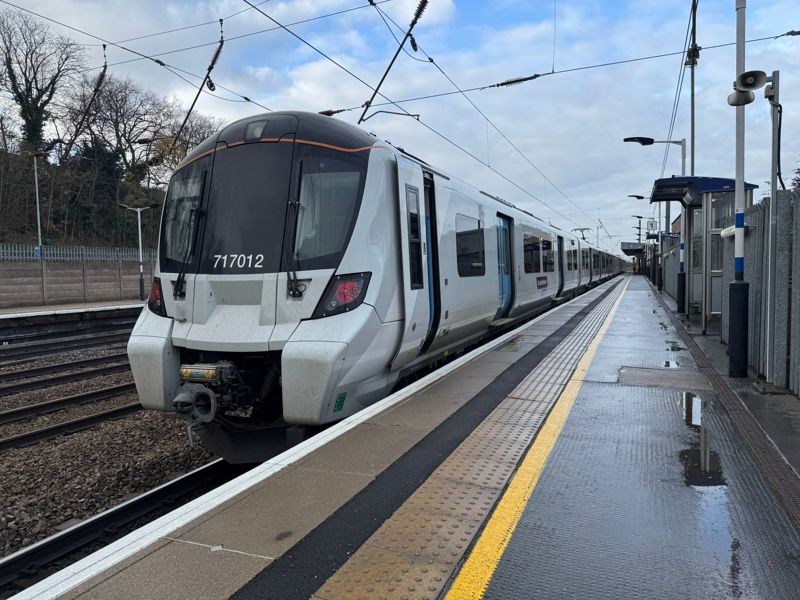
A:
[0, 261, 155, 308]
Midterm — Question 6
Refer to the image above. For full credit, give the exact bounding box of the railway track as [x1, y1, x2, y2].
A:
[0, 352, 128, 385]
[0, 307, 140, 344]
[0, 360, 131, 396]
[0, 384, 139, 452]
[0, 330, 131, 362]
[0, 459, 244, 592]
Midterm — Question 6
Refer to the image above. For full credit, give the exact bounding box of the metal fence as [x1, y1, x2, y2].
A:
[718, 191, 798, 393]
[662, 238, 679, 301]
[0, 244, 157, 263]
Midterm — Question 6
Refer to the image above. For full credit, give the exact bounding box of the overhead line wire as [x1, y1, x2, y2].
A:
[76, 0, 273, 46]
[0, 0, 272, 111]
[374, 4, 595, 231]
[660, 5, 693, 178]
[242, 0, 584, 231]
[331, 31, 794, 112]
[80, 1, 396, 73]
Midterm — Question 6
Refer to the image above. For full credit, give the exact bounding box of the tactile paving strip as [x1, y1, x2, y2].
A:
[313, 282, 627, 600]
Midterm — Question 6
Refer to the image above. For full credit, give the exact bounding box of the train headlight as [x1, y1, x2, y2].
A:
[312, 272, 371, 319]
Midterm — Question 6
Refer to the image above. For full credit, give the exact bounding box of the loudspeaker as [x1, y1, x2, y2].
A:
[735, 70, 767, 91]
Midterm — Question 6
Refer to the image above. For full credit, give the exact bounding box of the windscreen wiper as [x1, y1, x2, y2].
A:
[284, 160, 304, 299]
[174, 170, 207, 299]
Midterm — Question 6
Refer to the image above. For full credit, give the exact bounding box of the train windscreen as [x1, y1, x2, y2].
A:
[160, 141, 368, 275]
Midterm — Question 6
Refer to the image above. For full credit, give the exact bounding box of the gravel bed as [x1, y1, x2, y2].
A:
[0, 371, 133, 412]
[0, 344, 128, 374]
[0, 393, 139, 440]
[0, 411, 212, 558]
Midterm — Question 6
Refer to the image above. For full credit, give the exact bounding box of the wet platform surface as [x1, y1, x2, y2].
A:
[468, 277, 800, 600]
[19, 275, 800, 600]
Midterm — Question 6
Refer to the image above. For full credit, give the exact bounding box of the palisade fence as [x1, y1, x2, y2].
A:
[659, 191, 798, 394]
[0, 244, 157, 309]
[0, 244, 156, 263]
[718, 191, 797, 394]
[662, 238, 679, 301]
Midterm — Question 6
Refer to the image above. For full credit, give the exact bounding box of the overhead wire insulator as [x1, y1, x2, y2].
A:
[411, 0, 428, 27]
[488, 73, 541, 89]
[410, 34, 418, 52]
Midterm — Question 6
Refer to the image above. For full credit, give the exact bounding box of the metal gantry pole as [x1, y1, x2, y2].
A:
[729, 0, 749, 377]
[136, 208, 145, 301]
[765, 70, 780, 382]
[680, 0, 698, 315]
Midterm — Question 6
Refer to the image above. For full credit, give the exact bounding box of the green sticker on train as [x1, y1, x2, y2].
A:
[334, 392, 347, 412]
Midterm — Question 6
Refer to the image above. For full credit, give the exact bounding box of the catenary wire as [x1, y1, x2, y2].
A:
[0, 0, 272, 111]
[375, 5, 597, 233]
[332, 31, 794, 112]
[81, 0, 396, 73]
[243, 0, 589, 235]
[76, 0, 274, 46]
[660, 4, 693, 178]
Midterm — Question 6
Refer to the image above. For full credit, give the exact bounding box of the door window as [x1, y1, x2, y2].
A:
[406, 185, 424, 289]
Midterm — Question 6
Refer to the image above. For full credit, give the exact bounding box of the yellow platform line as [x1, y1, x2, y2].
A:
[446, 277, 630, 600]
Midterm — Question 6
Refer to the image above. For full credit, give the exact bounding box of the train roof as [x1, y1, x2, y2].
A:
[176, 111, 621, 257]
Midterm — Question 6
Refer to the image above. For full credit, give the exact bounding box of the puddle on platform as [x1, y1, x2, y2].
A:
[663, 360, 680, 368]
[678, 392, 741, 591]
[680, 392, 726, 486]
[666, 340, 686, 352]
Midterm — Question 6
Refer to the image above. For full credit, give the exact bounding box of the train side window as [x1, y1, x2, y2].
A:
[523, 233, 541, 273]
[541, 239, 555, 272]
[582, 249, 589, 270]
[406, 186, 424, 289]
[456, 213, 485, 277]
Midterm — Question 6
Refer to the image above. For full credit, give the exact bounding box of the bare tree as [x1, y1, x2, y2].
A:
[0, 10, 83, 150]
[149, 111, 223, 186]
[88, 75, 176, 179]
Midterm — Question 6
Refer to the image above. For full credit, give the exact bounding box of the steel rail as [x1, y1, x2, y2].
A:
[0, 383, 137, 426]
[0, 331, 131, 361]
[0, 363, 131, 396]
[0, 319, 137, 345]
[0, 353, 129, 384]
[0, 459, 241, 591]
[0, 401, 141, 452]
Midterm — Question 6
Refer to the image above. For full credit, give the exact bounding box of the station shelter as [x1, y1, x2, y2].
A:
[649, 176, 757, 333]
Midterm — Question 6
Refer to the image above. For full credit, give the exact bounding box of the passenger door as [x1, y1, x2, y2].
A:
[390, 156, 430, 370]
[495, 214, 514, 319]
[556, 235, 565, 296]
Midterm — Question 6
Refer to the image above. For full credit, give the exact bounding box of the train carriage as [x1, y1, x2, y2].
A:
[128, 111, 622, 461]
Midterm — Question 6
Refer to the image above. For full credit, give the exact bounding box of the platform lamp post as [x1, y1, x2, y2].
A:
[31, 150, 48, 259]
[624, 137, 686, 303]
[119, 203, 160, 301]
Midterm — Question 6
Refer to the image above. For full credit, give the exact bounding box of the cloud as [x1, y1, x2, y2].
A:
[13, 0, 800, 252]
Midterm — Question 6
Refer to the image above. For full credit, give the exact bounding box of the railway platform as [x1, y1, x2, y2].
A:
[16, 275, 800, 600]
[0, 300, 142, 319]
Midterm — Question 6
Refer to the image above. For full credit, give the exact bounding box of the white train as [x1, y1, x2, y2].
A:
[128, 111, 623, 461]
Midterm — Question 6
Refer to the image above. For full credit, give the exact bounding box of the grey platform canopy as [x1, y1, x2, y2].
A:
[649, 176, 758, 208]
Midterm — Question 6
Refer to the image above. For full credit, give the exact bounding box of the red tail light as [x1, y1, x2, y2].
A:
[312, 272, 371, 319]
[147, 277, 167, 317]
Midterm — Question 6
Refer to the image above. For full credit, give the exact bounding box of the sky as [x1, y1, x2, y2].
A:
[12, 0, 800, 255]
